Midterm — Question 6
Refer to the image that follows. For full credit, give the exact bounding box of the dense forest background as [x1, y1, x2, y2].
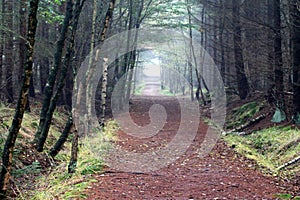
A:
[0, 0, 300, 198]
[0, 0, 300, 117]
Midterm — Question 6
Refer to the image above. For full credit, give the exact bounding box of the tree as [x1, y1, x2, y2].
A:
[36, 0, 86, 152]
[273, 0, 285, 112]
[0, 0, 40, 196]
[0, 1, 3, 97]
[232, 0, 249, 99]
[3, 0, 14, 102]
[291, 0, 300, 123]
[69, 0, 116, 173]
[187, 0, 194, 101]
[33, 0, 74, 149]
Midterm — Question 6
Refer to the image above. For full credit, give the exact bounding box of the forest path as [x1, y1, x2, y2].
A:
[85, 96, 289, 199]
[140, 76, 162, 96]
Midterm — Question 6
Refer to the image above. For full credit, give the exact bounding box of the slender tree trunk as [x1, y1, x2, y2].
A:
[232, 0, 249, 99]
[219, 0, 225, 80]
[291, 0, 300, 122]
[68, 130, 79, 173]
[273, 0, 285, 110]
[98, 0, 116, 125]
[36, 0, 85, 152]
[50, 116, 73, 157]
[125, 0, 143, 100]
[196, 3, 209, 104]
[19, 0, 27, 86]
[187, 0, 194, 101]
[267, 0, 274, 89]
[33, 0, 74, 146]
[4, 0, 14, 103]
[120, 0, 134, 107]
[0, 0, 3, 95]
[20, 0, 32, 112]
[0, 0, 39, 196]
[100, 58, 109, 126]
[39, 23, 50, 93]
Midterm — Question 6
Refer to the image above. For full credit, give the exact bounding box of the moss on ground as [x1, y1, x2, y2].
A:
[0, 104, 118, 199]
[226, 101, 265, 130]
[224, 124, 300, 176]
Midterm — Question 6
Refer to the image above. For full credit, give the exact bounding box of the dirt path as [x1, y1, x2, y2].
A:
[141, 76, 161, 96]
[85, 96, 294, 199]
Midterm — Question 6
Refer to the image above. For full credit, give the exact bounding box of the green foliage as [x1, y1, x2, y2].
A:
[275, 193, 300, 200]
[134, 83, 145, 95]
[224, 126, 300, 174]
[226, 101, 265, 129]
[20, 120, 119, 199]
[160, 87, 175, 96]
[79, 159, 103, 175]
[39, 0, 65, 24]
[275, 193, 293, 199]
[145, 0, 193, 29]
[12, 162, 42, 178]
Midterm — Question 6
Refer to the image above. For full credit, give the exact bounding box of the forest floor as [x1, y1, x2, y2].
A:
[84, 94, 298, 199]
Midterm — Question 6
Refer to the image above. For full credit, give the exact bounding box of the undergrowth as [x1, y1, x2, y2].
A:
[20, 120, 118, 199]
[226, 101, 265, 130]
[0, 103, 118, 199]
[224, 126, 300, 175]
[222, 99, 300, 198]
[223, 100, 300, 175]
[134, 83, 145, 95]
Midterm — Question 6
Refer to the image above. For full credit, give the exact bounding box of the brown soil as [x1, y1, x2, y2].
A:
[85, 96, 297, 199]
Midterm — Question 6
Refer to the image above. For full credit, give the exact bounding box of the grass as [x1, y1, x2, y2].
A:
[160, 88, 175, 96]
[221, 99, 300, 198]
[19, 120, 118, 199]
[226, 101, 265, 130]
[224, 125, 300, 175]
[134, 83, 145, 95]
[0, 103, 118, 199]
[275, 193, 300, 200]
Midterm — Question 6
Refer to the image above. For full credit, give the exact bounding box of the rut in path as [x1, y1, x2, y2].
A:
[86, 96, 290, 199]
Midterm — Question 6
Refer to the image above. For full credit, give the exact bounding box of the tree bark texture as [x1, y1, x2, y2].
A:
[33, 0, 74, 147]
[232, 0, 249, 99]
[0, 0, 39, 196]
[273, 0, 285, 110]
[36, 0, 85, 152]
[291, 0, 300, 120]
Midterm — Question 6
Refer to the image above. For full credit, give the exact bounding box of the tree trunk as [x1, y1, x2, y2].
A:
[39, 23, 50, 93]
[0, 0, 39, 196]
[68, 130, 79, 173]
[232, 0, 249, 99]
[273, 0, 285, 110]
[219, 0, 225, 80]
[97, 0, 116, 125]
[4, 0, 14, 103]
[0, 1, 3, 96]
[100, 58, 109, 126]
[50, 116, 73, 158]
[85, 0, 97, 133]
[187, 0, 194, 101]
[291, 0, 300, 122]
[36, 0, 85, 152]
[19, 0, 27, 87]
[33, 0, 74, 147]
[267, 0, 274, 89]
[124, 1, 144, 102]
